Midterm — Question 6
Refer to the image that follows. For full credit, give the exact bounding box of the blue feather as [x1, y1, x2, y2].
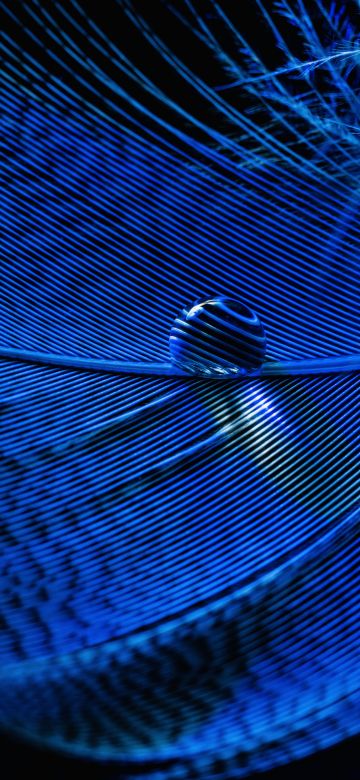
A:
[0, 1, 360, 776]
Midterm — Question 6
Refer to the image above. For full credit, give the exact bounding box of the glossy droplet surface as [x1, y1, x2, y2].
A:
[169, 296, 267, 377]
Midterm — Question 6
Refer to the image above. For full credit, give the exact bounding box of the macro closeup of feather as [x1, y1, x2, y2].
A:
[0, 1, 360, 778]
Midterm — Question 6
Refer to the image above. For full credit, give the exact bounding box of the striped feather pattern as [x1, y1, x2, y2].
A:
[0, 1, 360, 777]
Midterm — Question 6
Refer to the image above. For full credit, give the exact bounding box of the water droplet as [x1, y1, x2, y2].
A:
[169, 296, 267, 377]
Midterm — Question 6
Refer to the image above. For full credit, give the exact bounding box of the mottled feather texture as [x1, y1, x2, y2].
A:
[0, 1, 360, 777]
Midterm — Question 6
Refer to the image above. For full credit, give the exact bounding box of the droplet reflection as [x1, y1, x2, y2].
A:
[169, 296, 267, 377]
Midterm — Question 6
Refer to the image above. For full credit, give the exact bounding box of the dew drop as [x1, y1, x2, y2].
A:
[169, 296, 267, 377]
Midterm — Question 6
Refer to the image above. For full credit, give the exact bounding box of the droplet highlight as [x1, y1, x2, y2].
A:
[169, 296, 267, 377]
